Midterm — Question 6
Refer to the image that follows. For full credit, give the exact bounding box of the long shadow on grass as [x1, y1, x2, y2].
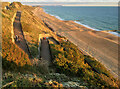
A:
[2, 57, 39, 74]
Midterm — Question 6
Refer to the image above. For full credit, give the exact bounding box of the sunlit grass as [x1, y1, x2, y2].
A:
[50, 40, 119, 88]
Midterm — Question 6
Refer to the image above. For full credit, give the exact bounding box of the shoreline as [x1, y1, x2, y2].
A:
[33, 7, 119, 78]
[34, 7, 119, 44]
[41, 7, 119, 44]
[42, 8, 120, 37]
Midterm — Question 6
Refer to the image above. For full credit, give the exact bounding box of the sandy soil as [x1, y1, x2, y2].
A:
[33, 7, 119, 78]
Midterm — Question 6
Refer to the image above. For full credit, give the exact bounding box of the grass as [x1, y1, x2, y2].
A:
[20, 4, 52, 58]
[84, 56, 113, 77]
[2, 2, 64, 88]
[2, 2, 31, 68]
[2, 2, 119, 88]
[2, 71, 62, 88]
[50, 39, 119, 88]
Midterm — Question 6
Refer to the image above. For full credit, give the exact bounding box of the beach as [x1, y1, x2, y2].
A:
[33, 7, 119, 78]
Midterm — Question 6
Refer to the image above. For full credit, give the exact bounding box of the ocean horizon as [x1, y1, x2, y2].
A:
[41, 6, 119, 36]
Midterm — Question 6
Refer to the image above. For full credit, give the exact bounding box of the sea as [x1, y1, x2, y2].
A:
[22, 2, 119, 36]
[41, 6, 119, 36]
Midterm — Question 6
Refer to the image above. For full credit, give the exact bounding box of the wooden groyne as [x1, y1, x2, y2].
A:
[43, 21, 55, 32]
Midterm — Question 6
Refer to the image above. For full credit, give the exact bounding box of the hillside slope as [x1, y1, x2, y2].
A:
[2, 2, 119, 88]
[2, 2, 84, 88]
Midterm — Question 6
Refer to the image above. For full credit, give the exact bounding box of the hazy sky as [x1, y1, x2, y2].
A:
[2, 0, 119, 2]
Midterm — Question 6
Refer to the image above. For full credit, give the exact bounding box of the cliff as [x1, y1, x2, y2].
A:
[2, 2, 119, 88]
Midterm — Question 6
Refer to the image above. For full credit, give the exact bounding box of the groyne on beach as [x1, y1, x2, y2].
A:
[33, 7, 119, 78]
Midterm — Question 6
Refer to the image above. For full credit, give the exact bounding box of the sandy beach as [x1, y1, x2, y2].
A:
[33, 7, 119, 78]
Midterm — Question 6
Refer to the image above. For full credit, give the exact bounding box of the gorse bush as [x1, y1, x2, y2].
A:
[50, 40, 119, 88]
[2, 2, 119, 88]
[85, 55, 113, 77]
[51, 41, 90, 75]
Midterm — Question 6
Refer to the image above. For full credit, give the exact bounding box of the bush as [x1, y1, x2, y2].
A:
[50, 40, 119, 88]
[85, 55, 112, 77]
[2, 3, 31, 71]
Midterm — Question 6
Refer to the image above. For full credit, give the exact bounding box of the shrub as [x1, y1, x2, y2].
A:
[2, 3, 31, 71]
[50, 40, 119, 88]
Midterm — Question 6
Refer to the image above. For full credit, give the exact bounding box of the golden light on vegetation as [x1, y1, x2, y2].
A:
[50, 40, 119, 88]
[2, 2, 119, 88]
[2, 2, 31, 68]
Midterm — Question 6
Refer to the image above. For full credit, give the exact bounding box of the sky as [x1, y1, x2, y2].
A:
[2, 0, 119, 6]
[2, 0, 120, 2]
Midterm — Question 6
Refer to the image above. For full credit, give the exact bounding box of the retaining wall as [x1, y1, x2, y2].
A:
[38, 38, 41, 59]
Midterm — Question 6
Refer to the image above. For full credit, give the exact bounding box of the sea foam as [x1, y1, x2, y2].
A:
[43, 8, 119, 37]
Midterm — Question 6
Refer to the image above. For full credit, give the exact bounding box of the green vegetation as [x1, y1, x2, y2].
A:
[2, 1, 50, 65]
[2, 71, 63, 88]
[2, 2, 119, 88]
[50, 40, 119, 88]
[2, 2, 31, 68]
[85, 56, 112, 77]
[20, 4, 51, 58]
[2, 2, 65, 88]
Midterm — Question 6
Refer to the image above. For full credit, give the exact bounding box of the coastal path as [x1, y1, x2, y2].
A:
[33, 7, 119, 78]
[13, 11, 31, 57]
[41, 39, 51, 65]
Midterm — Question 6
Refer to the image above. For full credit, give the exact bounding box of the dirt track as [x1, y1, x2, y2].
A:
[13, 11, 30, 56]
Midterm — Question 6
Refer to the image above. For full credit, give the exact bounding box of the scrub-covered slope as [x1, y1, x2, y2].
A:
[2, 2, 119, 88]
